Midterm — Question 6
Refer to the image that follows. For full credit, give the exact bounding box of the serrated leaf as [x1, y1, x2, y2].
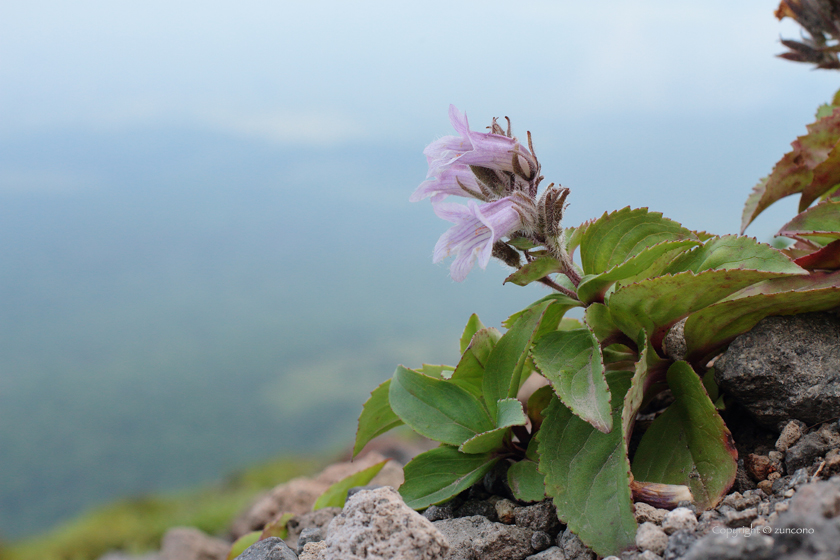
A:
[354, 379, 404, 457]
[577, 239, 700, 304]
[532, 328, 612, 433]
[683, 285, 840, 366]
[665, 235, 807, 275]
[507, 460, 546, 502]
[458, 398, 527, 453]
[502, 293, 582, 330]
[450, 327, 502, 397]
[539, 372, 637, 557]
[778, 200, 840, 241]
[314, 460, 388, 510]
[579, 207, 696, 275]
[504, 255, 565, 287]
[420, 364, 455, 379]
[632, 362, 737, 510]
[800, 145, 840, 211]
[565, 223, 589, 257]
[741, 107, 840, 233]
[484, 299, 554, 418]
[608, 269, 807, 353]
[794, 239, 840, 270]
[400, 446, 499, 510]
[460, 314, 486, 354]
[389, 366, 494, 446]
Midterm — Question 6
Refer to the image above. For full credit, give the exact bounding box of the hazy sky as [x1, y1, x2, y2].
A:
[3, 1, 840, 243]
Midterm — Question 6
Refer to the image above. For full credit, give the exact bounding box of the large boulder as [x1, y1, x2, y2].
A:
[715, 312, 840, 429]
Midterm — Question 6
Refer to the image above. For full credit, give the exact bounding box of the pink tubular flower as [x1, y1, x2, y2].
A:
[433, 198, 524, 282]
[410, 105, 537, 203]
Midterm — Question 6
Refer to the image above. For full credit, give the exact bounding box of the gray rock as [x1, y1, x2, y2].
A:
[633, 502, 667, 525]
[635, 522, 668, 555]
[284, 507, 341, 550]
[638, 552, 663, 560]
[159, 527, 229, 560]
[785, 425, 840, 472]
[531, 530, 553, 552]
[661, 507, 697, 535]
[435, 515, 535, 560]
[514, 500, 562, 535]
[682, 534, 773, 560]
[456, 499, 498, 521]
[558, 528, 595, 560]
[319, 486, 448, 560]
[234, 537, 297, 560]
[663, 530, 697, 560]
[423, 503, 455, 521]
[715, 313, 840, 429]
[297, 528, 322, 554]
[526, 546, 566, 559]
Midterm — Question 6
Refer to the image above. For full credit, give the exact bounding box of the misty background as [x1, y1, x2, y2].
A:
[1, 0, 838, 539]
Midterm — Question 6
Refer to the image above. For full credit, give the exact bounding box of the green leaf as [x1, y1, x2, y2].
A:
[450, 327, 502, 397]
[313, 460, 388, 510]
[577, 239, 700, 304]
[620, 341, 667, 449]
[227, 532, 261, 560]
[458, 398, 528, 454]
[608, 269, 808, 353]
[508, 236, 540, 250]
[527, 385, 554, 430]
[507, 460, 546, 502]
[532, 328, 612, 433]
[354, 379, 403, 457]
[484, 299, 555, 418]
[460, 314, 486, 354]
[683, 285, 840, 366]
[504, 255, 564, 287]
[778, 200, 840, 241]
[741, 107, 840, 233]
[579, 207, 696, 275]
[502, 293, 582, 331]
[632, 362, 737, 510]
[665, 235, 807, 275]
[389, 366, 494, 446]
[400, 446, 499, 510]
[539, 372, 637, 557]
[419, 364, 456, 379]
[260, 512, 295, 541]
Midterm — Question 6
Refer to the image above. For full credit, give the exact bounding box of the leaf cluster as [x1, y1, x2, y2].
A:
[356, 93, 840, 556]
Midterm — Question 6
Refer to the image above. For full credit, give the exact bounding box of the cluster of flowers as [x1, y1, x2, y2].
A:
[412, 105, 570, 282]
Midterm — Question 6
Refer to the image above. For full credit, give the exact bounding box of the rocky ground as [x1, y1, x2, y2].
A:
[99, 312, 840, 560]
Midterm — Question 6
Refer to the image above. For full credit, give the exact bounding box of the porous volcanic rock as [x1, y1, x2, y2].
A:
[715, 312, 840, 429]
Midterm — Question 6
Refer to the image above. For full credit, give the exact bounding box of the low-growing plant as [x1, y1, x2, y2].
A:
[354, 55, 840, 560]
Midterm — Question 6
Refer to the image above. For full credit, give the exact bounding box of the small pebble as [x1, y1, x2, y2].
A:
[422, 504, 453, 521]
[662, 507, 697, 535]
[494, 498, 516, 524]
[787, 467, 809, 489]
[531, 531, 552, 552]
[745, 454, 774, 481]
[634, 502, 668, 524]
[757, 480, 774, 494]
[724, 507, 758, 528]
[776, 421, 803, 452]
[638, 551, 663, 560]
[784, 488, 795, 498]
[675, 500, 697, 514]
[635, 522, 668, 555]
